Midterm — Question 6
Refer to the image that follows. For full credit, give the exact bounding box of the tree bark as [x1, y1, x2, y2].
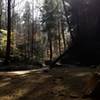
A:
[58, 20, 61, 55]
[4, 0, 11, 64]
[48, 31, 53, 61]
[0, 0, 2, 30]
[61, 19, 66, 50]
[31, 1, 34, 58]
[11, 0, 15, 31]
[0, 14, 1, 30]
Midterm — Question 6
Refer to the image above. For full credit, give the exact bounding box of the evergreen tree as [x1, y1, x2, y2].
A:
[42, 0, 60, 60]
[23, 1, 31, 59]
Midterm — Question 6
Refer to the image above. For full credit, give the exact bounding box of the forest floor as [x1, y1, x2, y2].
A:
[0, 66, 99, 100]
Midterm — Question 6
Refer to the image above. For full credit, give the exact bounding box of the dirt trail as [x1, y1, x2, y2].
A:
[0, 67, 97, 100]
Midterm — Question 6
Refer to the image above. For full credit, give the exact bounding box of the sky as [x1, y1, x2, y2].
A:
[15, 0, 44, 18]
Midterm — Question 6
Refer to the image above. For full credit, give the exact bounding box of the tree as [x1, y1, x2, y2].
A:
[4, 0, 11, 64]
[11, 0, 15, 31]
[30, 0, 34, 58]
[56, 0, 68, 54]
[42, 0, 59, 61]
[52, 0, 100, 65]
[23, 1, 31, 60]
[0, 0, 3, 29]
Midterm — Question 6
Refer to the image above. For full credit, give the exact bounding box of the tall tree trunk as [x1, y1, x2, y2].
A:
[0, 14, 1, 30]
[4, 0, 11, 64]
[61, 19, 66, 50]
[48, 31, 53, 61]
[0, 0, 2, 30]
[62, 0, 73, 46]
[31, 23, 34, 58]
[58, 20, 61, 55]
[31, 2, 34, 59]
[11, 0, 15, 56]
[24, 33, 27, 60]
[11, 0, 15, 31]
[27, 25, 30, 60]
[49, 39, 53, 61]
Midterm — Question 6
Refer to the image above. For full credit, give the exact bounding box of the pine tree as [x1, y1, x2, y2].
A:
[23, 1, 31, 60]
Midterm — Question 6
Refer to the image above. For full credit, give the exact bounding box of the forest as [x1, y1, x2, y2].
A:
[0, 0, 100, 100]
[0, 0, 70, 66]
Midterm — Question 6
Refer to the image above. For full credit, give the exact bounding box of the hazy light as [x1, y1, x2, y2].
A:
[15, 0, 44, 19]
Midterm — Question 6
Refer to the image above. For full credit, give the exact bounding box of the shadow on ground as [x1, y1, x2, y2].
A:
[0, 67, 99, 100]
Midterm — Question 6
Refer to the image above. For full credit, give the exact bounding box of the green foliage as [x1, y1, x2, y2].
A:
[0, 29, 16, 58]
[34, 41, 44, 62]
[42, 0, 58, 33]
[42, 0, 68, 38]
